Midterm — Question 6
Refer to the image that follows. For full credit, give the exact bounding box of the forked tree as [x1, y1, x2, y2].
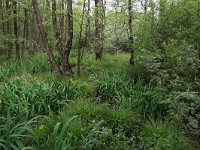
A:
[32, 0, 73, 76]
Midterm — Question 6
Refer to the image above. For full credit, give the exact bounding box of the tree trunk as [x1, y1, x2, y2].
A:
[144, 0, 149, 14]
[114, 0, 119, 47]
[60, 0, 64, 44]
[85, 0, 91, 48]
[6, 0, 12, 59]
[13, 0, 20, 60]
[62, 0, 73, 76]
[30, 10, 36, 55]
[52, 0, 63, 54]
[0, 0, 5, 33]
[0, 0, 6, 56]
[32, 0, 61, 75]
[128, 0, 134, 65]
[95, 0, 103, 60]
[101, 0, 106, 51]
[22, 8, 29, 58]
[77, 0, 86, 76]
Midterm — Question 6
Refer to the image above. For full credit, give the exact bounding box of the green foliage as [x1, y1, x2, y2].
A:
[0, 109, 39, 150]
[169, 92, 200, 138]
[95, 72, 132, 104]
[134, 0, 200, 92]
[0, 78, 82, 121]
[35, 99, 138, 150]
[95, 71, 169, 119]
[140, 121, 192, 150]
[61, 99, 136, 126]
[0, 0, 199, 149]
[0, 54, 52, 81]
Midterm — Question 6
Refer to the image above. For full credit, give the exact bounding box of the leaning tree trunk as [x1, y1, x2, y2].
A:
[32, 0, 61, 75]
[13, 0, 20, 60]
[62, 0, 73, 76]
[128, 0, 134, 65]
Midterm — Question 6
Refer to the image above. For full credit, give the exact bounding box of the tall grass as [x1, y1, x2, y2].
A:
[0, 52, 196, 149]
[35, 99, 138, 149]
[0, 54, 52, 81]
[140, 121, 192, 150]
[95, 72, 169, 119]
[0, 109, 41, 149]
[0, 78, 83, 121]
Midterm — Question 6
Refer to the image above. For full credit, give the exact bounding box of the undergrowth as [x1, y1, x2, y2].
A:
[0, 52, 197, 149]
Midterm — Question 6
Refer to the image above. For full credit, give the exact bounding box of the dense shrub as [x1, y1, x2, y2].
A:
[169, 92, 200, 139]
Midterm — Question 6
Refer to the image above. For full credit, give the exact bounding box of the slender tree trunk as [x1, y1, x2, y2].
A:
[32, 0, 61, 75]
[30, 10, 36, 54]
[0, 0, 6, 56]
[22, 8, 29, 58]
[144, 0, 148, 14]
[0, 0, 5, 33]
[77, 0, 86, 76]
[52, 0, 63, 53]
[95, 0, 103, 60]
[114, 0, 119, 47]
[198, 1, 200, 75]
[60, 0, 64, 43]
[13, 0, 20, 60]
[62, 0, 73, 76]
[85, 0, 91, 48]
[128, 0, 134, 65]
[101, 0, 106, 51]
[6, 0, 12, 59]
[64, 0, 68, 43]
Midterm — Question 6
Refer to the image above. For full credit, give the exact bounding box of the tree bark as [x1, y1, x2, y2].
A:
[13, 0, 20, 60]
[32, 0, 61, 75]
[85, 0, 91, 48]
[62, 0, 73, 76]
[60, 0, 65, 43]
[52, 0, 63, 53]
[144, 0, 149, 14]
[77, 0, 86, 76]
[128, 0, 134, 65]
[30, 10, 36, 55]
[95, 0, 103, 60]
[0, 0, 5, 33]
[6, 0, 12, 59]
[22, 8, 29, 57]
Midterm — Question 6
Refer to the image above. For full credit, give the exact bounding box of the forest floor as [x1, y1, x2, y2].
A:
[0, 52, 199, 149]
